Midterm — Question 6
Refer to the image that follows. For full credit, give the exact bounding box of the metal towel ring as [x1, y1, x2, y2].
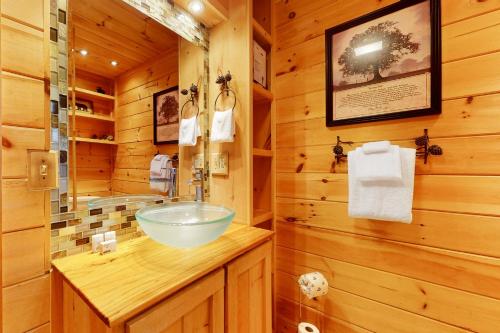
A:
[180, 98, 200, 119]
[214, 88, 237, 113]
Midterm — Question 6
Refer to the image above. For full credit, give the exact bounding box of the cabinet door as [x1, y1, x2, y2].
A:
[127, 269, 225, 333]
[226, 241, 272, 333]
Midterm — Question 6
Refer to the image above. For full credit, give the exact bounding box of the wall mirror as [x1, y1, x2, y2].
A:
[49, 0, 209, 215]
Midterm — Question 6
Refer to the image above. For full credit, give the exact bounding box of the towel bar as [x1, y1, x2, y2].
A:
[332, 129, 443, 164]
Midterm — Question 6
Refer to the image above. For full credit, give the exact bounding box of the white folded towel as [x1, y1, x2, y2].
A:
[210, 108, 235, 143]
[348, 147, 416, 223]
[150, 155, 171, 193]
[178, 116, 201, 146]
[362, 140, 391, 154]
[355, 145, 402, 183]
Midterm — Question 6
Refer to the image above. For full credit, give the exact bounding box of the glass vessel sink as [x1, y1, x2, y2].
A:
[88, 194, 164, 208]
[135, 202, 235, 248]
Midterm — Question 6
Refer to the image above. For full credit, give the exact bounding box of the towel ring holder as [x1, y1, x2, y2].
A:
[180, 99, 200, 119]
[214, 88, 237, 113]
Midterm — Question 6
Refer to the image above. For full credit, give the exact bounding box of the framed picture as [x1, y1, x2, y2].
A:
[153, 86, 180, 144]
[325, 0, 441, 126]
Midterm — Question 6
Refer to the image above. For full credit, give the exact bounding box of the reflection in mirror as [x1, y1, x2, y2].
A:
[58, 0, 208, 212]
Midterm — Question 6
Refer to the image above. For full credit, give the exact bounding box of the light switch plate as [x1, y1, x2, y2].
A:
[211, 152, 228, 176]
[193, 153, 204, 169]
[28, 150, 59, 190]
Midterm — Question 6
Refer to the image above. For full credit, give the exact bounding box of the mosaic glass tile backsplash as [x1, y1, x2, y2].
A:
[51, 199, 168, 259]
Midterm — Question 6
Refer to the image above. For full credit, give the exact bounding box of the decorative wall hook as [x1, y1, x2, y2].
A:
[214, 70, 237, 112]
[415, 129, 443, 164]
[332, 136, 353, 164]
[215, 71, 232, 96]
[180, 83, 200, 118]
[181, 83, 199, 106]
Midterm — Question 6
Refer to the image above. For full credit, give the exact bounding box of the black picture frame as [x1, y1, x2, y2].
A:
[325, 0, 441, 127]
[153, 86, 180, 144]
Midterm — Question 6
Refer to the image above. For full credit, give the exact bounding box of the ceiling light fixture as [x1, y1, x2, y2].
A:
[188, 0, 204, 13]
[79, 49, 88, 56]
[111, 60, 118, 67]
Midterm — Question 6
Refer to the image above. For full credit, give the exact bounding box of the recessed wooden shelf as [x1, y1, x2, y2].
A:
[253, 82, 273, 103]
[253, 209, 273, 225]
[252, 18, 272, 48]
[70, 137, 117, 145]
[253, 148, 273, 158]
[69, 87, 115, 101]
[70, 111, 115, 122]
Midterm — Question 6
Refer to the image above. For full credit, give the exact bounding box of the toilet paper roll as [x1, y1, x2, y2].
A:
[298, 272, 328, 299]
[298, 322, 320, 333]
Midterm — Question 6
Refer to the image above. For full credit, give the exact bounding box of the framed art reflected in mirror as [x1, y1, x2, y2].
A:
[154, 86, 180, 144]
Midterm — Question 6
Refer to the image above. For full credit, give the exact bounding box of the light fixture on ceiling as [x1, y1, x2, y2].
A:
[188, 0, 204, 13]
[111, 60, 118, 67]
[79, 49, 88, 56]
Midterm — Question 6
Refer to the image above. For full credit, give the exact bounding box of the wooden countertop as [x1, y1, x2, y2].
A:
[52, 224, 273, 326]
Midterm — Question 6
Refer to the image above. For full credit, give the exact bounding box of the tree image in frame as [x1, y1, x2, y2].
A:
[158, 94, 179, 125]
[338, 21, 419, 82]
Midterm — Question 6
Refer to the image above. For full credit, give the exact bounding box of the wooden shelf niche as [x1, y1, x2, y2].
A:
[69, 70, 116, 200]
[251, 0, 274, 229]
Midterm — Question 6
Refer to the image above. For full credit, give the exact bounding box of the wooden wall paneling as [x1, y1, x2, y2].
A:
[113, 46, 179, 195]
[276, 135, 500, 175]
[276, 198, 500, 258]
[1, 0, 45, 30]
[276, 93, 500, 147]
[2, 227, 47, 287]
[276, 246, 500, 333]
[1, 0, 51, 331]
[2, 179, 46, 232]
[0, 17, 44, 79]
[276, 297, 371, 333]
[277, 271, 471, 333]
[276, 173, 500, 216]
[209, 0, 252, 223]
[3, 275, 50, 333]
[274, 2, 500, 330]
[1, 71, 45, 128]
[277, 221, 500, 305]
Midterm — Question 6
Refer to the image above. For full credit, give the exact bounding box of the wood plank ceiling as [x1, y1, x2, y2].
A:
[69, 0, 179, 78]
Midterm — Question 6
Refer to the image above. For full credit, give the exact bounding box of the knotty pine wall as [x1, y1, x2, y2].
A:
[274, 0, 500, 332]
[113, 48, 179, 195]
[1, 0, 51, 331]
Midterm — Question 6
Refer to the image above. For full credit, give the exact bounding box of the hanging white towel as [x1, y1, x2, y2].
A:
[362, 140, 391, 154]
[178, 116, 201, 146]
[210, 108, 234, 143]
[150, 155, 171, 193]
[355, 145, 402, 183]
[348, 147, 416, 223]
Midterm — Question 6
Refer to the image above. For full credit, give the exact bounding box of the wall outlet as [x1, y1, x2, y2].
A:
[211, 152, 228, 176]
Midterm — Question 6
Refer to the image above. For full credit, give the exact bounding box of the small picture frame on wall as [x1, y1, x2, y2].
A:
[153, 86, 180, 144]
[325, 0, 441, 127]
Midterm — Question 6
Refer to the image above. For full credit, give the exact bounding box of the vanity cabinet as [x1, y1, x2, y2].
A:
[127, 269, 225, 333]
[53, 232, 273, 333]
[227, 241, 272, 333]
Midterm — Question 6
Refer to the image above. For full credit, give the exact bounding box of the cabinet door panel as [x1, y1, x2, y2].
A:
[226, 241, 272, 333]
[127, 269, 225, 333]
